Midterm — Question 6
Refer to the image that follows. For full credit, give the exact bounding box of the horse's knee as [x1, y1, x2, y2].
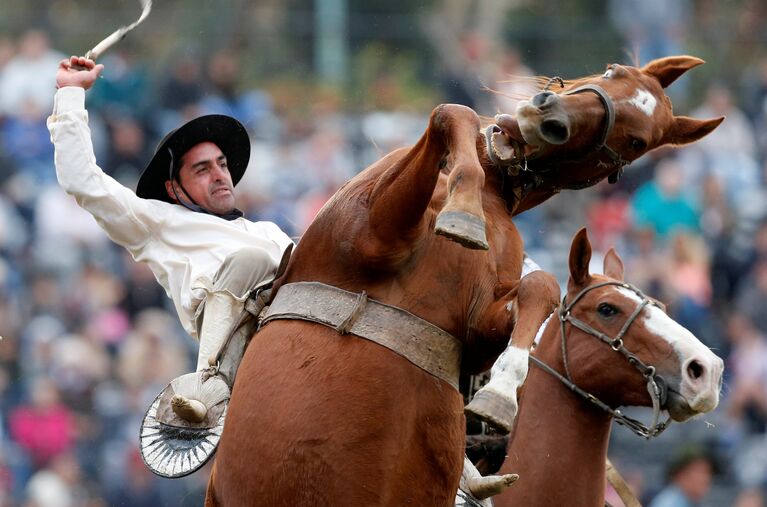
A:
[430, 103, 481, 133]
[518, 270, 560, 309]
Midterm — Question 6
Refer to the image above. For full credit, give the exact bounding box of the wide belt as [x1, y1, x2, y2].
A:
[261, 281, 462, 390]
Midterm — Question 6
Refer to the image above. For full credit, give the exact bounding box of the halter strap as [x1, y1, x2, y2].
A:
[563, 85, 616, 155]
[563, 84, 628, 182]
[533, 280, 671, 439]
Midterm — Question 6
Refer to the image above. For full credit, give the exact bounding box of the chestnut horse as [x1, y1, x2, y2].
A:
[206, 56, 722, 506]
[492, 229, 723, 507]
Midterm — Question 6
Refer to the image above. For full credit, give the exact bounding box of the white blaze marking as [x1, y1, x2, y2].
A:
[627, 89, 657, 117]
[616, 287, 713, 360]
[615, 286, 722, 412]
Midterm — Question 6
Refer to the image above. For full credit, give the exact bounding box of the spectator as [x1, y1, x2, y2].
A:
[492, 45, 538, 115]
[102, 116, 151, 180]
[724, 312, 767, 435]
[586, 183, 632, 253]
[87, 48, 151, 122]
[24, 453, 99, 507]
[607, 0, 693, 106]
[8, 378, 76, 470]
[681, 83, 761, 207]
[608, 0, 692, 65]
[199, 49, 273, 132]
[0, 29, 64, 117]
[690, 83, 757, 161]
[104, 450, 163, 507]
[631, 158, 700, 241]
[733, 488, 766, 507]
[159, 53, 204, 113]
[156, 52, 205, 135]
[648, 446, 715, 507]
[734, 260, 767, 335]
[665, 232, 713, 338]
[0, 100, 55, 184]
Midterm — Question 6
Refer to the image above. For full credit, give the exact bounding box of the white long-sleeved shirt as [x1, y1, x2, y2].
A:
[48, 87, 294, 338]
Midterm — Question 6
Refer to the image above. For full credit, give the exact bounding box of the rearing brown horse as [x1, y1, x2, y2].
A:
[206, 56, 722, 506]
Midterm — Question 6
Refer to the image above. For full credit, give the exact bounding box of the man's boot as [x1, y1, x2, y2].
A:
[456, 456, 518, 506]
[169, 291, 240, 424]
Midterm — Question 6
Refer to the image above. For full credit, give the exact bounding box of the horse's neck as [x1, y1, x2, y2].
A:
[513, 188, 557, 215]
[498, 329, 614, 507]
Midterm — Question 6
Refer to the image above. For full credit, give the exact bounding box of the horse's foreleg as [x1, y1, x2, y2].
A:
[433, 105, 488, 249]
[465, 270, 560, 433]
[367, 104, 487, 252]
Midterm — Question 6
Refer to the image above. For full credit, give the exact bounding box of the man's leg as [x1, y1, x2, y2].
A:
[140, 247, 282, 478]
[171, 247, 278, 422]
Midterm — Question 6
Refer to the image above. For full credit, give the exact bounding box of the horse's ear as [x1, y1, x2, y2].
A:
[662, 115, 725, 146]
[603, 248, 624, 281]
[569, 228, 592, 288]
[642, 55, 704, 88]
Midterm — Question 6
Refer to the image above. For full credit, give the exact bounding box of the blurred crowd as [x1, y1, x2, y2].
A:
[0, 14, 767, 507]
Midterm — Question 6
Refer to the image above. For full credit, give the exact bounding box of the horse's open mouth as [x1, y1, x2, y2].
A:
[493, 113, 540, 160]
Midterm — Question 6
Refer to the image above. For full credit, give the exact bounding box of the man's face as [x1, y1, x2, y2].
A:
[165, 141, 236, 215]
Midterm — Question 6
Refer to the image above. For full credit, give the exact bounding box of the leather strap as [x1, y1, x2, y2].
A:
[261, 282, 462, 390]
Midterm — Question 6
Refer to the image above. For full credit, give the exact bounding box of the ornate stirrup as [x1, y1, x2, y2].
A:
[139, 374, 229, 478]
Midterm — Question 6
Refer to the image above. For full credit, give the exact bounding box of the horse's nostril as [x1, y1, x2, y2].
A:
[539, 119, 569, 144]
[532, 91, 555, 107]
[687, 360, 704, 380]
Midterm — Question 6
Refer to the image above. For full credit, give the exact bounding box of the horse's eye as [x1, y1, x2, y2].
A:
[598, 303, 619, 317]
[630, 138, 647, 151]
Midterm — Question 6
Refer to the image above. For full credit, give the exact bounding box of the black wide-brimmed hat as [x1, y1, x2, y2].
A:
[136, 115, 250, 203]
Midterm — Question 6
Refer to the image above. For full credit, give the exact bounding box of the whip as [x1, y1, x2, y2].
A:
[72, 0, 152, 68]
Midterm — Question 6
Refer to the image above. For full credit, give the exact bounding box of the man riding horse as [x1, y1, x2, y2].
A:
[50, 56, 295, 475]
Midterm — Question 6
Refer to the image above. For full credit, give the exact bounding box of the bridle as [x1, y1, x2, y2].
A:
[561, 83, 630, 183]
[485, 76, 631, 195]
[529, 280, 671, 439]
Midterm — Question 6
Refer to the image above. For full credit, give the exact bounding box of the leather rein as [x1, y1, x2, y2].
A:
[529, 280, 671, 439]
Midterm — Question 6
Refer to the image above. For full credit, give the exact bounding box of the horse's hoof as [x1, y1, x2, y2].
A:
[468, 473, 520, 500]
[464, 390, 517, 434]
[171, 394, 208, 423]
[435, 211, 489, 250]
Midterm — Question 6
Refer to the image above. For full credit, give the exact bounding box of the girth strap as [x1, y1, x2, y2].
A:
[261, 282, 462, 390]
